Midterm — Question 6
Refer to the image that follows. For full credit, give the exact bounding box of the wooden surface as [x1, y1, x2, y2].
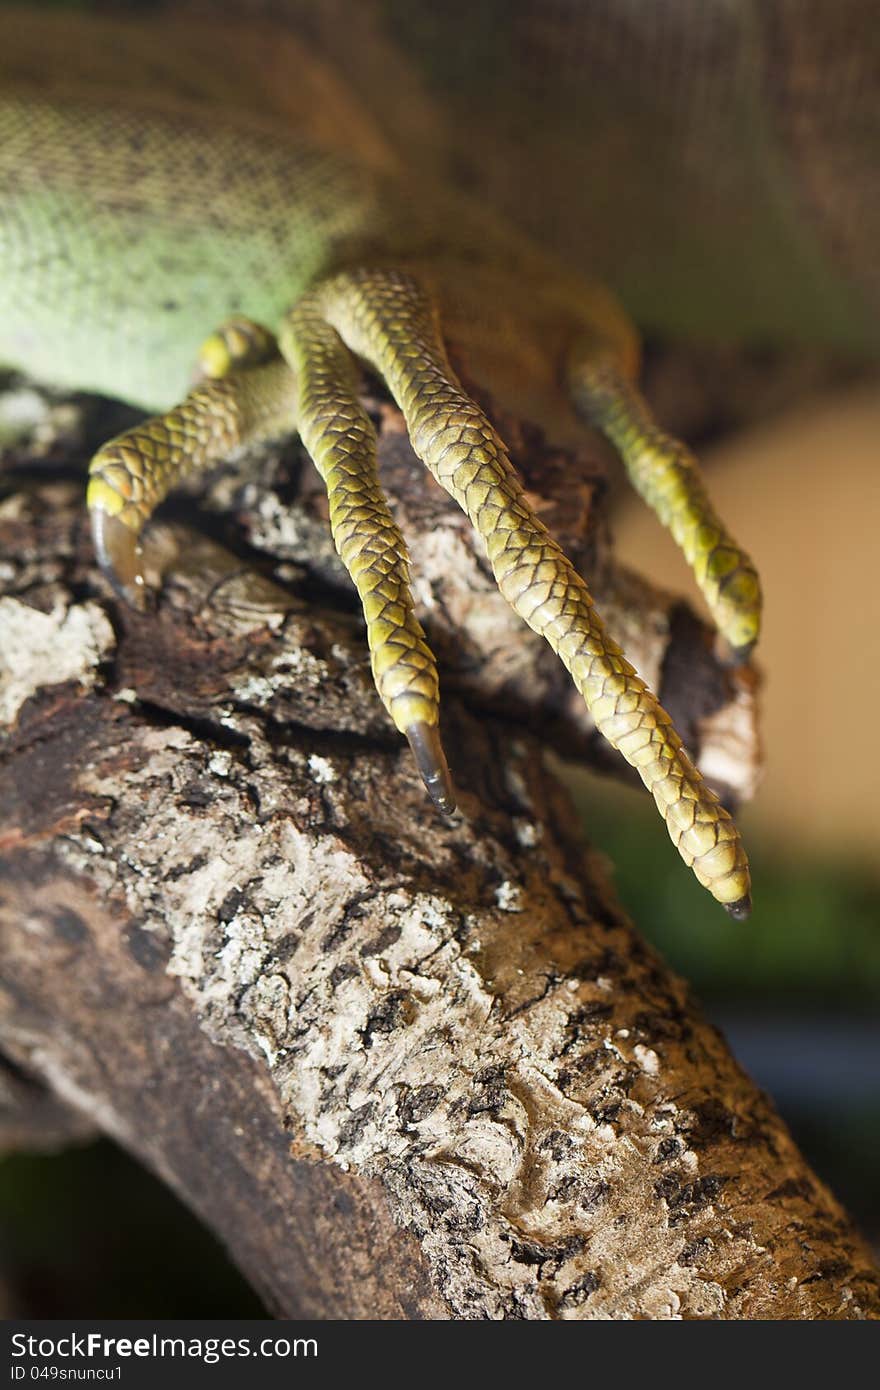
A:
[1, 379, 876, 1318]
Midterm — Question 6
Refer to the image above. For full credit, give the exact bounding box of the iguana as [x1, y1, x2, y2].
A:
[9, 1, 869, 918]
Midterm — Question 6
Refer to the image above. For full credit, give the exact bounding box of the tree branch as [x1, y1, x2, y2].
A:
[0, 385, 875, 1319]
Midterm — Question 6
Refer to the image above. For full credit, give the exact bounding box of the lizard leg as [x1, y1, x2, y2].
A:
[87, 321, 296, 609]
[569, 354, 761, 660]
[281, 295, 453, 813]
[285, 267, 751, 916]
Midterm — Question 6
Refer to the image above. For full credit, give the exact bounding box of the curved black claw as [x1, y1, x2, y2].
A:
[724, 894, 752, 922]
[406, 721, 456, 816]
[91, 509, 149, 613]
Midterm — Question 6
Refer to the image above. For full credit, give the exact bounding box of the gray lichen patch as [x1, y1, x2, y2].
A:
[0, 597, 115, 726]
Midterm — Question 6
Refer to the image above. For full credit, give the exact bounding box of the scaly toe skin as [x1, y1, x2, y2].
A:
[280, 294, 447, 809]
[570, 357, 762, 660]
[193, 317, 279, 383]
[90, 509, 149, 612]
[405, 721, 456, 815]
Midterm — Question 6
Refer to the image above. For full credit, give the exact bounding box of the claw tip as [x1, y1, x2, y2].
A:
[724, 893, 752, 922]
[90, 509, 149, 612]
[406, 721, 456, 816]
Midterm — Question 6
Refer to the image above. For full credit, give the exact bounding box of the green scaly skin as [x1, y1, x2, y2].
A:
[0, 54, 759, 915]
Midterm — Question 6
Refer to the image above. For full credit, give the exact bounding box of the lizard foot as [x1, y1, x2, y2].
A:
[84, 280, 751, 913]
[280, 268, 751, 915]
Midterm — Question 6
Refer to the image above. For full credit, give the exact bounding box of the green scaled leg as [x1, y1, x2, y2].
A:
[87, 319, 296, 609]
[288, 267, 750, 916]
[569, 356, 762, 660]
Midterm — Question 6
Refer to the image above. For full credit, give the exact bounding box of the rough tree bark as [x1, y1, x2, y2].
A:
[0, 374, 877, 1320]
